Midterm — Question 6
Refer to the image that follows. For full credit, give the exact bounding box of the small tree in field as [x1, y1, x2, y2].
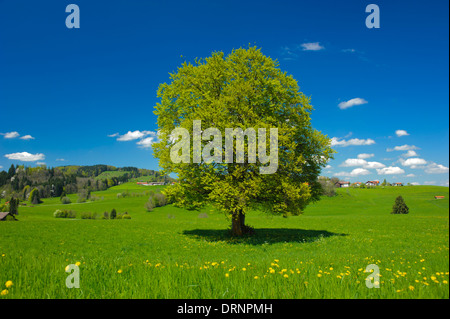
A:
[110, 208, 117, 219]
[391, 196, 409, 214]
[153, 47, 334, 236]
[29, 188, 42, 205]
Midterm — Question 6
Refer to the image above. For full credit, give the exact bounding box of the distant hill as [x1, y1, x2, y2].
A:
[0, 164, 174, 200]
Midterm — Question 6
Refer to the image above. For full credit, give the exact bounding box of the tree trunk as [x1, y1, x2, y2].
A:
[231, 210, 245, 236]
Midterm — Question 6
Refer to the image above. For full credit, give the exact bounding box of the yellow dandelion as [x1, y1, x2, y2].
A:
[317, 274, 322, 278]
[225, 273, 229, 278]
[431, 276, 436, 281]
[75, 262, 81, 267]
[5, 281, 13, 288]
[329, 267, 333, 271]
[408, 286, 414, 291]
[337, 275, 342, 279]
[283, 274, 289, 278]
[274, 259, 279, 263]
[1, 289, 8, 296]
[254, 276, 259, 279]
[242, 268, 246, 271]
[443, 280, 448, 284]
[117, 269, 123, 274]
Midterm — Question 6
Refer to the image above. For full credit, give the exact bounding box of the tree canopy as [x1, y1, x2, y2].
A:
[153, 47, 334, 236]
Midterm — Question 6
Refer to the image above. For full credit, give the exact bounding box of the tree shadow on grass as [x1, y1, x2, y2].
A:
[182, 228, 347, 245]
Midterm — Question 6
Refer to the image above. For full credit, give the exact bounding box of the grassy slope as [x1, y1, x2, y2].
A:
[0, 185, 448, 299]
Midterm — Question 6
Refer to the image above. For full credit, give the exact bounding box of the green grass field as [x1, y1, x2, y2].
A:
[0, 184, 448, 299]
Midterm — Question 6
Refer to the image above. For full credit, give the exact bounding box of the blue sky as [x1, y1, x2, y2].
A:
[0, 0, 448, 186]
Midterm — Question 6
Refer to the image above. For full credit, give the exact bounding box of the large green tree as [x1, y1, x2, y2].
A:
[153, 47, 334, 236]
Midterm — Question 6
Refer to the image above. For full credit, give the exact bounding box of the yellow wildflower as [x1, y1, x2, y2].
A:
[5, 281, 13, 288]
[408, 286, 414, 291]
[117, 269, 123, 274]
[1, 289, 8, 296]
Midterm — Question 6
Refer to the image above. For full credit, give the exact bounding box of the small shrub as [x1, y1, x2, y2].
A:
[391, 196, 409, 214]
[145, 200, 155, 212]
[102, 211, 109, 219]
[53, 209, 76, 218]
[123, 213, 131, 219]
[81, 212, 97, 219]
[110, 208, 117, 219]
[153, 193, 167, 207]
[60, 197, 71, 204]
[116, 214, 123, 220]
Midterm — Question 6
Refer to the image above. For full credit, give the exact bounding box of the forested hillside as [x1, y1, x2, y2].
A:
[0, 164, 172, 201]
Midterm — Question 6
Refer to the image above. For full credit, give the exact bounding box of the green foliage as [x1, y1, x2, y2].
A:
[9, 197, 19, 215]
[391, 195, 409, 214]
[153, 47, 334, 235]
[110, 208, 117, 219]
[102, 211, 109, 219]
[29, 188, 41, 205]
[53, 209, 77, 218]
[145, 199, 155, 212]
[60, 196, 71, 204]
[318, 177, 336, 197]
[80, 212, 97, 219]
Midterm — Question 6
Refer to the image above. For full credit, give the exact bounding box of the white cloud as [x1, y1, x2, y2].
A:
[136, 137, 156, 149]
[334, 168, 371, 177]
[338, 98, 368, 110]
[56, 158, 65, 162]
[331, 137, 375, 147]
[20, 135, 35, 140]
[395, 130, 409, 137]
[402, 150, 418, 157]
[325, 165, 332, 169]
[108, 133, 119, 138]
[387, 144, 420, 152]
[4, 152, 45, 162]
[301, 42, 324, 51]
[425, 163, 449, 174]
[400, 158, 427, 167]
[2, 131, 20, 139]
[340, 158, 386, 169]
[376, 166, 405, 175]
[36, 162, 46, 166]
[117, 130, 149, 141]
[116, 130, 157, 142]
[357, 153, 374, 159]
[340, 159, 368, 167]
[0, 166, 3, 170]
[406, 174, 416, 177]
[364, 161, 386, 169]
[424, 181, 436, 185]
[411, 182, 420, 186]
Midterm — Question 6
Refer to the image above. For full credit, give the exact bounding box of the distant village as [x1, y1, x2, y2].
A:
[334, 180, 404, 188]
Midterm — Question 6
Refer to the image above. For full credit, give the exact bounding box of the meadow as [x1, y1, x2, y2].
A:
[0, 183, 448, 299]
